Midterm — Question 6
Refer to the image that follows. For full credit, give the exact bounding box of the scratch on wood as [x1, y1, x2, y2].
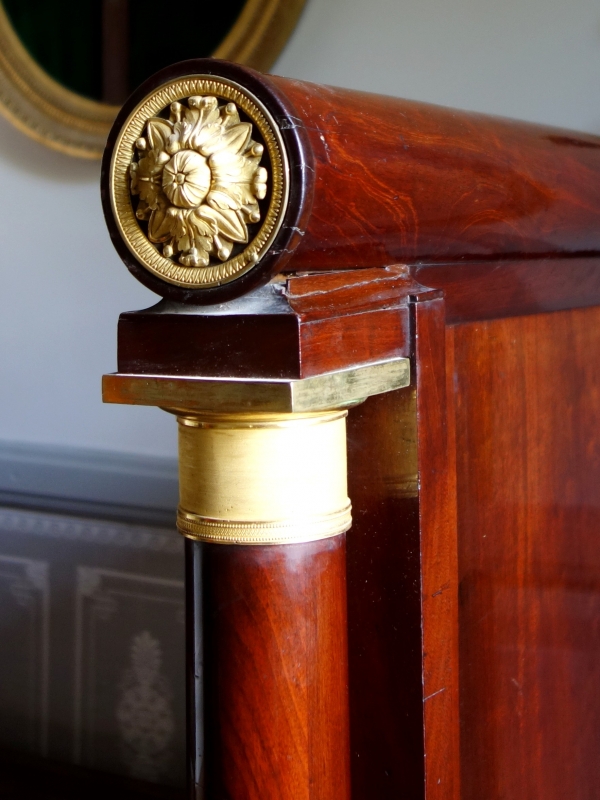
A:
[424, 686, 446, 702]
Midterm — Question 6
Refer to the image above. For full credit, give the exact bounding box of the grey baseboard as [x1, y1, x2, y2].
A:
[0, 441, 178, 526]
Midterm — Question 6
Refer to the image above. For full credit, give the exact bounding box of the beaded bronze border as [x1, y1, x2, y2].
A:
[177, 504, 352, 545]
[109, 75, 289, 288]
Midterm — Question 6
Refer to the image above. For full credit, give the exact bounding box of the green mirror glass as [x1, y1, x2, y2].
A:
[0, 0, 306, 157]
[2, 0, 246, 104]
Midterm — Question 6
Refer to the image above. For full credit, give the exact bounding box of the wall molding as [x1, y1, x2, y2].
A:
[0, 507, 181, 554]
[0, 441, 178, 526]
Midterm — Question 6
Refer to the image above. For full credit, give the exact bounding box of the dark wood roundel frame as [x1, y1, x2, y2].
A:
[101, 59, 314, 304]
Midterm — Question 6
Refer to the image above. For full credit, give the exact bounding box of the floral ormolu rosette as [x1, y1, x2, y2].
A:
[129, 96, 268, 268]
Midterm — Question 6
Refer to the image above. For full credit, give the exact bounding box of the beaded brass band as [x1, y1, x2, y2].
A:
[176, 410, 352, 545]
[177, 506, 352, 545]
[102, 359, 411, 546]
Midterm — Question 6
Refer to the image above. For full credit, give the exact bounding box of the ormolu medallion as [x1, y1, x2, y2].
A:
[109, 77, 289, 289]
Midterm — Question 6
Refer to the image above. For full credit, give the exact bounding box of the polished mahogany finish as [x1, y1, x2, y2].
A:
[116, 255, 600, 377]
[116, 268, 411, 378]
[413, 296, 460, 800]
[107, 255, 600, 800]
[346, 266, 600, 799]
[449, 305, 600, 800]
[271, 76, 600, 271]
[196, 537, 350, 800]
[414, 256, 600, 323]
[113, 258, 600, 800]
[344, 318, 456, 798]
[102, 60, 600, 303]
[344, 289, 459, 800]
[102, 61, 600, 800]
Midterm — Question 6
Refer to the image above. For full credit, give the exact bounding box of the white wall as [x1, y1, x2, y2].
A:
[277, 0, 600, 132]
[0, 0, 599, 458]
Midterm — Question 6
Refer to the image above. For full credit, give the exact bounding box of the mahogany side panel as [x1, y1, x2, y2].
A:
[414, 256, 600, 323]
[268, 75, 600, 269]
[345, 294, 459, 800]
[449, 306, 600, 800]
[414, 297, 460, 800]
[199, 537, 350, 800]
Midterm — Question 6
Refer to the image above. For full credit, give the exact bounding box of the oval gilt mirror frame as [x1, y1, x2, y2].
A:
[0, 0, 306, 159]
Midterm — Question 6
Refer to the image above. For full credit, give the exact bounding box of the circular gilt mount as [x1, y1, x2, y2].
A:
[108, 73, 289, 294]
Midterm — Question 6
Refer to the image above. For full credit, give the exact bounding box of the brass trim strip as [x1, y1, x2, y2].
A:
[102, 357, 411, 413]
[177, 503, 352, 545]
[176, 407, 350, 546]
[177, 410, 348, 428]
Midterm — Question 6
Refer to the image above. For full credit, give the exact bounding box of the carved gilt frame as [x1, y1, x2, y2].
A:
[0, 0, 306, 159]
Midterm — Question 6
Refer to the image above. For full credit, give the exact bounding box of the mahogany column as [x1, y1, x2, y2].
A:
[173, 405, 354, 799]
[195, 537, 349, 799]
[103, 276, 410, 799]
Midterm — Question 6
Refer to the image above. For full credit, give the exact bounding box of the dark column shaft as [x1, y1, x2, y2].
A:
[186, 539, 204, 799]
[186, 536, 350, 800]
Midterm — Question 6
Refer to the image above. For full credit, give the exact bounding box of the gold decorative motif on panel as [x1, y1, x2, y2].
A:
[110, 77, 288, 288]
[130, 96, 268, 270]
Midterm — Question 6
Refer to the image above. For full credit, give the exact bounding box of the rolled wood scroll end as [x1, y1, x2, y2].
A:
[101, 59, 314, 304]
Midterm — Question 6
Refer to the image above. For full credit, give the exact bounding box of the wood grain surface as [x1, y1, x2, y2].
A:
[197, 537, 350, 800]
[449, 305, 600, 800]
[414, 256, 600, 323]
[344, 292, 459, 800]
[102, 60, 600, 303]
[269, 74, 600, 271]
[116, 268, 412, 379]
[414, 296, 460, 800]
[112, 259, 600, 800]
